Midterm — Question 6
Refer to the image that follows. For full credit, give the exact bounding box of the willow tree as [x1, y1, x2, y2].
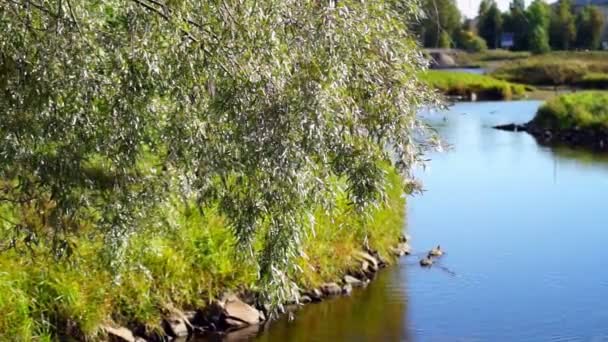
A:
[0, 0, 437, 302]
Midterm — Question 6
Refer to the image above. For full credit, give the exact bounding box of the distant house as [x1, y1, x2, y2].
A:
[501, 32, 515, 48]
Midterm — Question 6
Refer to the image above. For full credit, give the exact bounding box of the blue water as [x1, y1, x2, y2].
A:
[445, 67, 486, 75]
[409, 101, 608, 341]
[246, 100, 608, 341]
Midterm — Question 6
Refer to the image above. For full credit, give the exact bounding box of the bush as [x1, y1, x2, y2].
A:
[493, 61, 586, 85]
[492, 52, 608, 86]
[468, 49, 531, 62]
[533, 91, 608, 130]
[457, 30, 488, 52]
[439, 31, 452, 48]
[529, 26, 551, 54]
[420, 70, 527, 100]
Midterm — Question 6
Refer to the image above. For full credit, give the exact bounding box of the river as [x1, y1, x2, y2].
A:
[221, 100, 608, 341]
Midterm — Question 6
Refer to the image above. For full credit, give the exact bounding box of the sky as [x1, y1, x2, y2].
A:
[456, 0, 520, 18]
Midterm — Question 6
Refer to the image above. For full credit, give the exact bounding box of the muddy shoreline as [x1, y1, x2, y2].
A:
[494, 122, 608, 151]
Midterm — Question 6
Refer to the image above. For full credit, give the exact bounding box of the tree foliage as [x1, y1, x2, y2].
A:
[529, 25, 551, 54]
[502, 0, 530, 50]
[550, 0, 576, 50]
[575, 5, 605, 50]
[527, 0, 551, 32]
[527, 0, 551, 53]
[0, 0, 437, 303]
[418, 0, 461, 48]
[477, 0, 503, 49]
[456, 30, 488, 52]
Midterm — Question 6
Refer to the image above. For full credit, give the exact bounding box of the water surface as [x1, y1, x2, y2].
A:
[250, 100, 608, 341]
[444, 67, 486, 75]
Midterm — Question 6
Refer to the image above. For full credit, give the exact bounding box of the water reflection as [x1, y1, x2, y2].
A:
[253, 268, 410, 342]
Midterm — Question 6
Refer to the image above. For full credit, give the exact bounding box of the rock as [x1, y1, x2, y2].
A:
[222, 294, 264, 328]
[183, 310, 197, 322]
[102, 325, 136, 342]
[164, 314, 189, 338]
[344, 275, 365, 287]
[391, 243, 411, 256]
[360, 260, 377, 278]
[493, 123, 527, 132]
[400, 243, 412, 255]
[391, 247, 404, 257]
[355, 251, 379, 271]
[342, 283, 353, 295]
[320, 282, 342, 296]
[429, 52, 456, 68]
[304, 288, 323, 302]
[398, 234, 409, 243]
[299, 295, 313, 304]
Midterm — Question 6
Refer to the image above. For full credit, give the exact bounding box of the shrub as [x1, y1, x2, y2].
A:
[533, 91, 608, 130]
[457, 30, 488, 52]
[529, 26, 551, 54]
[420, 70, 527, 100]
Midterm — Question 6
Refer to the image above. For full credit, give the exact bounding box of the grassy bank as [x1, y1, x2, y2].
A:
[532, 91, 608, 131]
[0, 166, 406, 340]
[458, 49, 530, 65]
[420, 70, 528, 100]
[492, 52, 608, 88]
[447, 49, 530, 70]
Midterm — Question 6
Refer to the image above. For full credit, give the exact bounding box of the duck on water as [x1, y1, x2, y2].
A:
[419, 245, 444, 267]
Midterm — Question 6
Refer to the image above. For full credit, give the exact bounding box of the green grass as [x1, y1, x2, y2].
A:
[468, 49, 531, 62]
[446, 49, 530, 67]
[0, 165, 406, 340]
[492, 51, 608, 88]
[532, 91, 608, 131]
[420, 70, 528, 100]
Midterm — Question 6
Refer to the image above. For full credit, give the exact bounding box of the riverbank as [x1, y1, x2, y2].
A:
[0, 164, 409, 341]
[494, 92, 608, 150]
[420, 70, 528, 101]
[491, 52, 608, 89]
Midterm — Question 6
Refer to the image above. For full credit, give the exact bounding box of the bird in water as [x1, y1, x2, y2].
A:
[419, 257, 433, 267]
[428, 245, 443, 257]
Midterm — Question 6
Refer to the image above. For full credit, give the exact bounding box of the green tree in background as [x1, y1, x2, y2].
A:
[527, 0, 551, 32]
[529, 25, 551, 54]
[456, 30, 488, 52]
[0, 0, 438, 304]
[527, 0, 551, 53]
[575, 6, 605, 49]
[550, 0, 577, 50]
[503, 0, 530, 50]
[419, 0, 462, 47]
[439, 31, 452, 48]
[478, 0, 503, 48]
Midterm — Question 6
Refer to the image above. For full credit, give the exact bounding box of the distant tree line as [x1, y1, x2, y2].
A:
[417, 0, 606, 53]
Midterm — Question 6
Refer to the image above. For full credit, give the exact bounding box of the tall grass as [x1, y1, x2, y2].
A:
[0, 166, 406, 339]
[468, 49, 531, 62]
[420, 70, 528, 100]
[492, 51, 608, 88]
